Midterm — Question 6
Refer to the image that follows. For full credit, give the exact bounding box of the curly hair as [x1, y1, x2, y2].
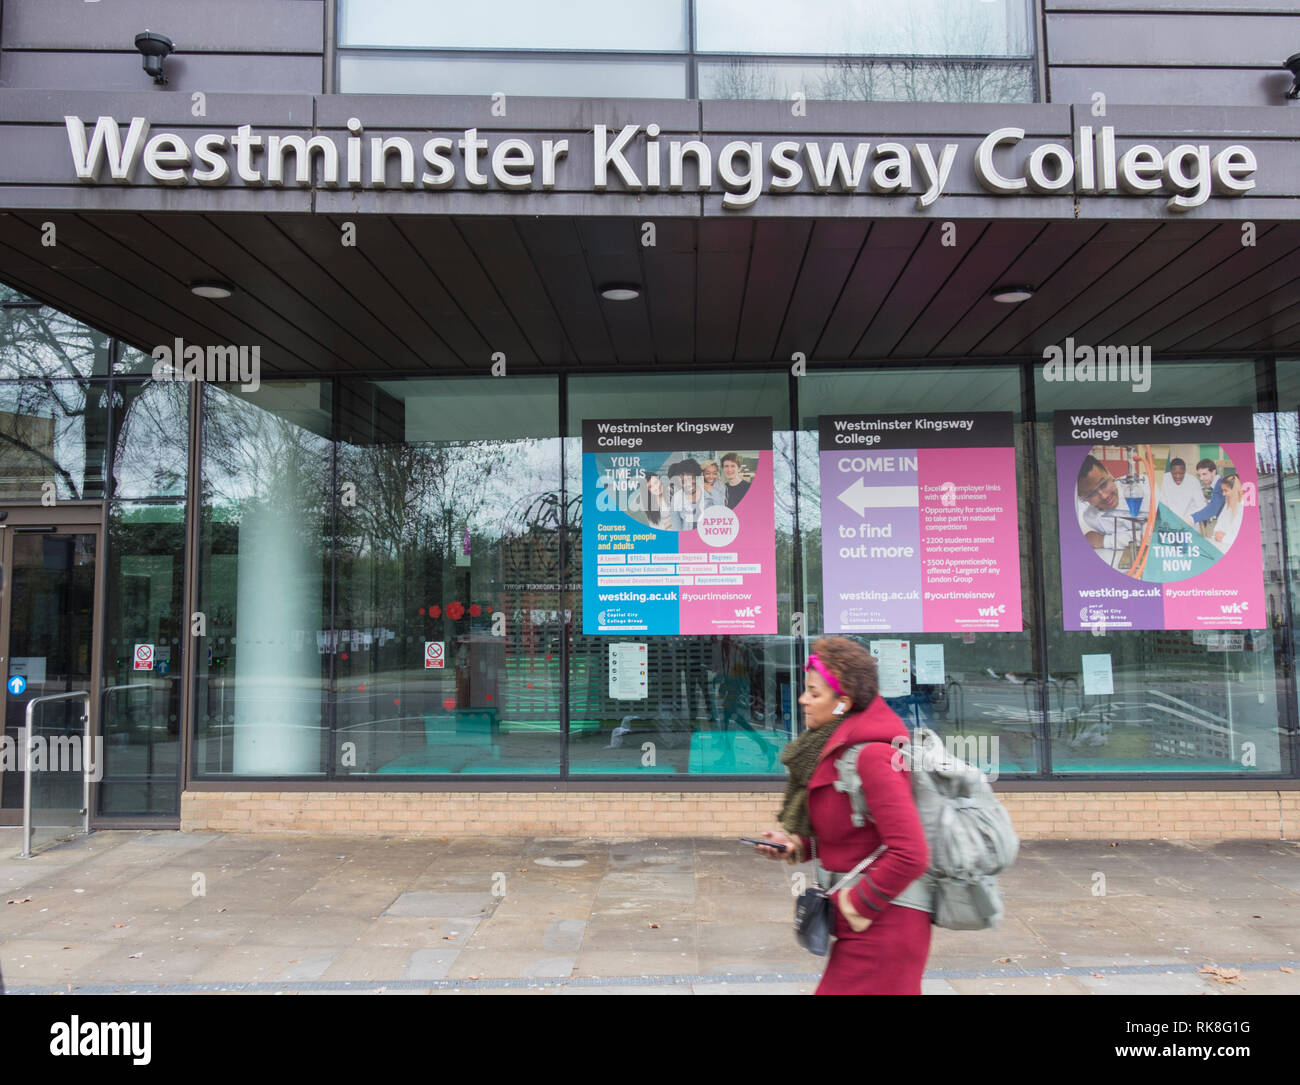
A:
[809, 635, 878, 711]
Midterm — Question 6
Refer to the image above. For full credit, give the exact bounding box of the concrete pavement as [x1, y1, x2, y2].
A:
[1, 829, 1297, 995]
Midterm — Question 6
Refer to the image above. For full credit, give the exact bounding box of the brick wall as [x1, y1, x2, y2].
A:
[182, 790, 1300, 841]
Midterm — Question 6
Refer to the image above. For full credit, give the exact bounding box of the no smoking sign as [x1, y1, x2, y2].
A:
[424, 641, 445, 669]
[134, 643, 155, 671]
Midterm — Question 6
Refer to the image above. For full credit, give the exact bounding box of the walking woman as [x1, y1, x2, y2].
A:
[754, 636, 932, 994]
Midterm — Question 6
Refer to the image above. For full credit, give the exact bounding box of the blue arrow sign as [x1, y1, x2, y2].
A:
[7, 674, 27, 696]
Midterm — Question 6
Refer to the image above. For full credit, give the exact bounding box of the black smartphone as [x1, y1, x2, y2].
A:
[739, 836, 788, 853]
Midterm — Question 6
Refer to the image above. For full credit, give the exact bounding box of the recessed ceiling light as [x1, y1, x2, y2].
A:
[990, 285, 1034, 304]
[599, 283, 641, 301]
[190, 281, 234, 299]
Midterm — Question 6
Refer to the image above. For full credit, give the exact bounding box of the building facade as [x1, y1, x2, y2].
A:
[1, 0, 1298, 840]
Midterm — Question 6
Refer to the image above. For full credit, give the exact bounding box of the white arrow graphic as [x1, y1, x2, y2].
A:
[836, 478, 920, 517]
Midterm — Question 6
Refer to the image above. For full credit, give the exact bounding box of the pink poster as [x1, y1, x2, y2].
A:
[819, 413, 1022, 633]
[582, 417, 777, 635]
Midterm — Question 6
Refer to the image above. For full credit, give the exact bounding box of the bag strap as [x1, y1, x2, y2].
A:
[827, 843, 886, 895]
[834, 741, 872, 827]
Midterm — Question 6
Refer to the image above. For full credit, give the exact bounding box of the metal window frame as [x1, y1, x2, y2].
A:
[330, 0, 1041, 101]
[182, 358, 1300, 787]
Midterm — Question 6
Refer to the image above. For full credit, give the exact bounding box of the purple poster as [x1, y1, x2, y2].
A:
[819, 413, 1022, 634]
[1055, 407, 1265, 631]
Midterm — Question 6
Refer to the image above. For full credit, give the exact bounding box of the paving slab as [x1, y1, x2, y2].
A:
[581, 915, 696, 952]
[445, 950, 576, 980]
[2, 832, 1297, 995]
[0, 939, 125, 984]
[403, 948, 461, 980]
[1207, 969, 1300, 994]
[383, 890, 495, 918]
[354, 916, 476, 948]
[320, 946, 412, 981]
[691, 981, 816, 994]
[1076, 972, 1218, 994]
[693, 920, 800, 957]
[125, 832, 220, 850]
[278, 953, 339, 982]
[572, 950, 701, 976]
[558, 984, 691, 995]
[202, 912, 370, 948]
[193, 944, 339, 983]
[948, 974, 1094, 994]
[80, 943, 224, 985]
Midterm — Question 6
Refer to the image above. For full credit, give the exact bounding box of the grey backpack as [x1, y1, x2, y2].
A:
[834, 727, 1019, 930]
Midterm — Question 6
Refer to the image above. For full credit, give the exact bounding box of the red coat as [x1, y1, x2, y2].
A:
[798, 697, 932, 995]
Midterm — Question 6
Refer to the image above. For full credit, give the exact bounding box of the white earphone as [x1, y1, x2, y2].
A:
[832, 702, 847, 715]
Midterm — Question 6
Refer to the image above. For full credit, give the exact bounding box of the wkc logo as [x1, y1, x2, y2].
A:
[1221, 602, 1249, 614]
[733, 605, 763, 618]
[977, 604, 1007, 617]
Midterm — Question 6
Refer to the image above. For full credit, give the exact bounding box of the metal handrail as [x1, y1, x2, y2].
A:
[20, 690, 91, 859]
[101, 682, 156, 696]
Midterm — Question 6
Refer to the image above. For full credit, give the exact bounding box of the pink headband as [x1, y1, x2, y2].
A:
[805, 653, 844, 697]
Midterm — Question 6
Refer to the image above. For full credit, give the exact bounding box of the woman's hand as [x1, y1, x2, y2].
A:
[837, 889, 872, 933]
[755, 829, 799, 863]
[1214, 530, 1225, 543]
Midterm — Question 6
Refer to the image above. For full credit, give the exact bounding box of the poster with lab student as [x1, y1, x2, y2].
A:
[582, 416, 776, 635]
[818, 412, 1022, 634]
[1055, 407, 1264, 631]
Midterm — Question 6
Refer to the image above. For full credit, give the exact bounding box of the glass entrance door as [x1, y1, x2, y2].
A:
[0, 515, 100, 826]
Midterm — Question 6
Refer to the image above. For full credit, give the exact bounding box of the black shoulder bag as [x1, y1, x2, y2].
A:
[793, 844, 886, 956]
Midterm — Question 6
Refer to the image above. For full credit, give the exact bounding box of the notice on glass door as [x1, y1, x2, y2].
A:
[1054, 407, 1265, 631]
[582, 416, 777, 635]
[608, 642, 648, 700]
[1081, 653, 1114, 696]
[870, 639, 912, 698]
[819, 413, 1021, 633]
[913, 643, 945, 686]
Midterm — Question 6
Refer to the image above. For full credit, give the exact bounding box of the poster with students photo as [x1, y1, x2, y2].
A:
[1054, 406, 1264, 631]
[582, 416, 776, 635]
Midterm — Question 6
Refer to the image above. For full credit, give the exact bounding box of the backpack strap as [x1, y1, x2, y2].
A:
[833, 742, 872, 828]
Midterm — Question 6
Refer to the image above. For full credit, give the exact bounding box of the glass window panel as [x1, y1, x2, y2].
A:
[99, 501, 185, 816]
[194, 382, 332, 778]
[0, 379, 108, 500]
[797, 366, 1039, 775]
[696, 0, 1031, 57]
[1, 533, 96, 812]
[340, 0, 688, 51]
[339, 54, 688, 98]
[112, 379, 189, 500]
[1267, 359, 1300, 777]
[0, 285, 111, 379]
[1036, 359, 1285, 774]
[115, 343, 161, 377]
[333, 377, 562, 776]
[699, 58, 1035, 103]
[566, 371, 796, 776]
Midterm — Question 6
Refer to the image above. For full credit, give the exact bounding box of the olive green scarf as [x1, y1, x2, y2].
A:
[777, 718, 844, 839]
